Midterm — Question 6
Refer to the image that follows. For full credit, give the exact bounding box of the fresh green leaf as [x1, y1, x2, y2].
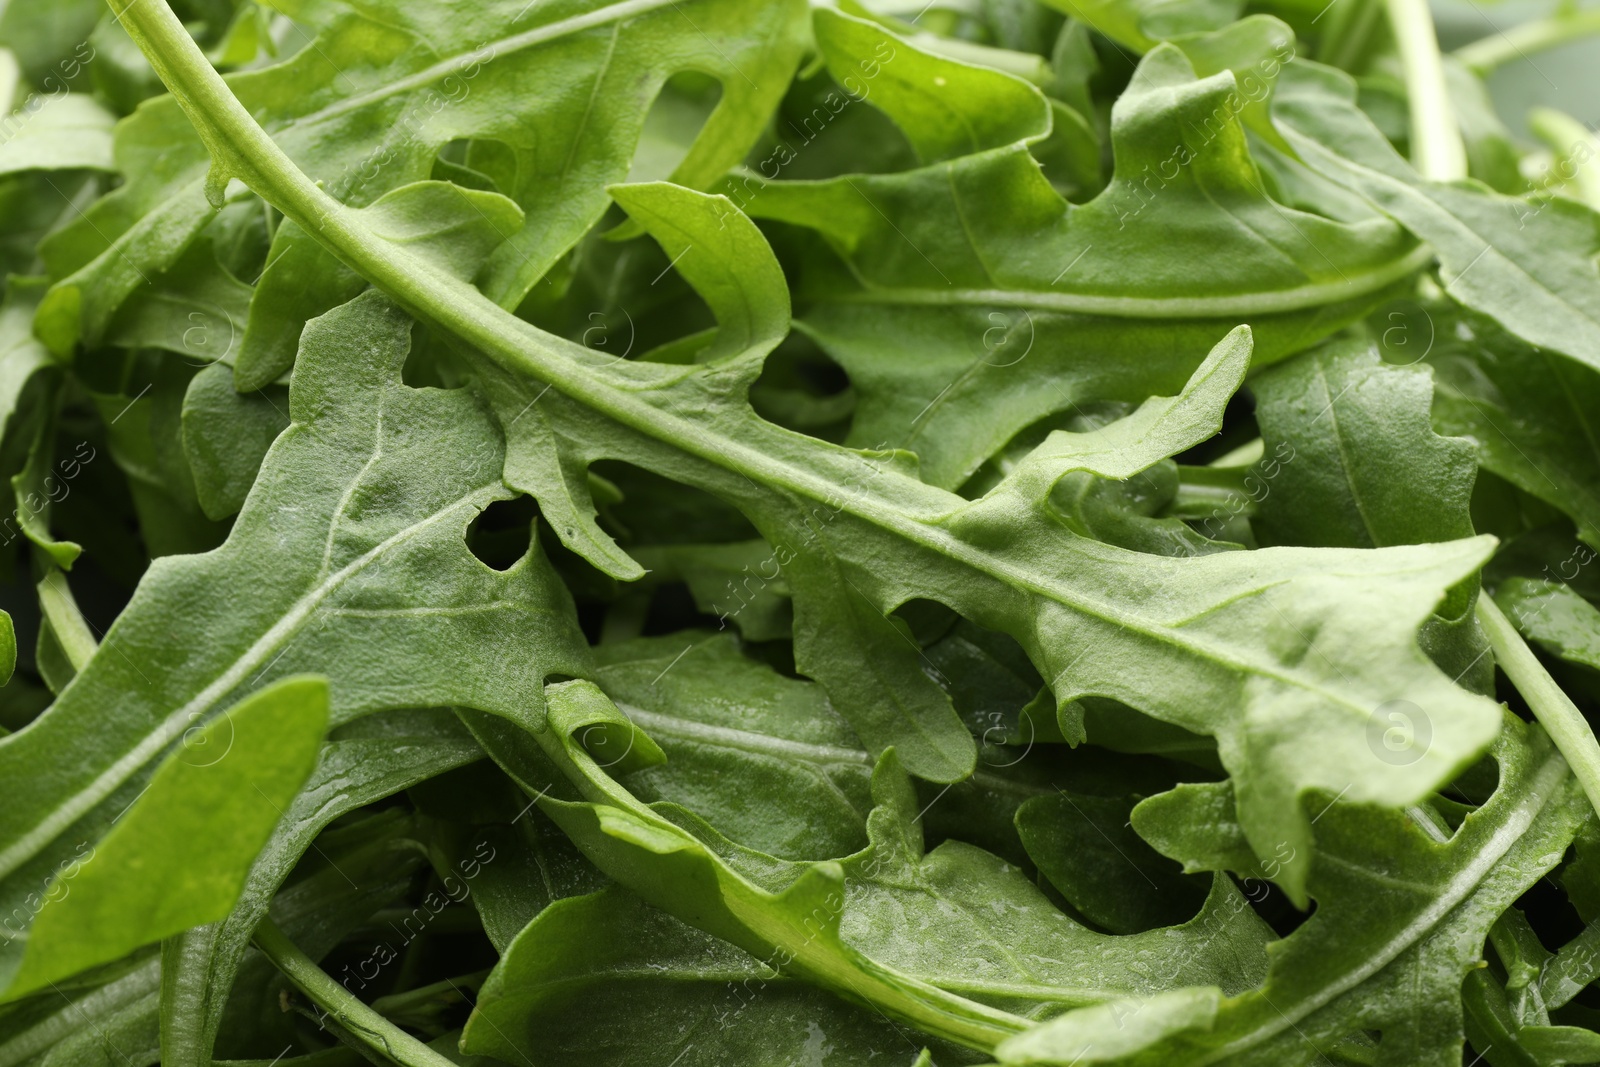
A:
[1058, 716, 1590, 1065]
[15, 2, 1600, 1062]
[739, 19, 1418, 488]
[468, 885, 969, 1067]
[1272, 57, 1600, 375]
[0, 290, 588, 996]
[10, 674, 328, 996]
[466, 679, 1271, 1052]
[159, 710, 483, 1067]
[104, 6, 1514, 890]
[0, 93, 115, 177]
[1252, 337, 1476, 549]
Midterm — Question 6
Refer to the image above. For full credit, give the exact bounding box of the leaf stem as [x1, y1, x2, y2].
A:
[99, 0, 1250, 661]
[1455, 9, 1600, 75]
[36, 566, 96, 672]
[1528, 107, 1600, 209]
[1477, 595, 1600, 818]
[251, 917, 458, 1067]
[1384, 0, 1468, 181]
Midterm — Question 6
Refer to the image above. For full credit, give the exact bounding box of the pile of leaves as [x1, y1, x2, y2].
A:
[7, 0, 1600, 1062]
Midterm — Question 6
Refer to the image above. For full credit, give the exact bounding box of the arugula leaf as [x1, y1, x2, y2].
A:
[1425, 311, 1600, 550]
[594, 631, 877, 859]
[1023, 716, 1588, 1066]
[180, 363, 289, 521]
[468, 885, 966, 1067]
[35, 0, 809, 369]
[737, 15, 1422, 488]
[1249, 335, 1493, 688]
[159, 710, 483, 1067]
[18, 1, 1600, 1062]
[0, 953, 161, 1067]
[1493, 578, 1600, 673]
[466, 679, 1270, 1051]
[461, 683, 1027, 1050]
[105, 0, 1517, 897]
[539, 183, 1501, 883]
[1016, 791, 1209, 933]
[0, 94, 115, 177]
[214, 810, 442, 1059]
[1252, 338, 1476, 550]
[0, 289, 587, 997]
[11, 674, 326, 995]
[1038, 0, 1239, 53]
[1271, 55, 1600, 373]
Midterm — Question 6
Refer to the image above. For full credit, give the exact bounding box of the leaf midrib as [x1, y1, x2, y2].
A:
[289, 0, 683, 131]
[188, 84, 1450, 760]
[129, 0, 1476, 816]
[620, 703, 1052, 799]
[831, 243, 1435, 319]
[1312, 353, 1383, 547]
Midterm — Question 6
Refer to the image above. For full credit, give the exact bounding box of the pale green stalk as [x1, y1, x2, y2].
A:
[36, 567, 96, 672]
[251, 918, 459, 1067]
[1528, 107, 1600, 210]
[1456, 9, 1600, 75]
[105, 2, 1061, 1048]
[1385, 0, 1468, 181]
[98, 0, 1274, 665]
[1477, 596, 1600, 819]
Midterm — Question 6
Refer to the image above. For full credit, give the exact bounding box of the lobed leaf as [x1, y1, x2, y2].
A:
[0, 289, 588, 997]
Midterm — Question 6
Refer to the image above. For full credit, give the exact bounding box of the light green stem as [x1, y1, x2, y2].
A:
[36, 567, 96, 672]
[1455, 9, 1600, 75]
[104, 12, 1032, 1045]
[1477, 596, 1600, 819]
[251, 918, 458, 1067]
[1385, 0, 1468, 181]
[1208, 438, 1264, 468]
[1528, 107, 1600, 210]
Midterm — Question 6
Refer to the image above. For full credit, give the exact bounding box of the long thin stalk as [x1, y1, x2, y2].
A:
[1384, 0, 1468, 181]
[251, 918, 458, 1067]
[1477, 596, 1600, 819]
[36, 566, 97, 672]
[1455, 9, 1600, 75]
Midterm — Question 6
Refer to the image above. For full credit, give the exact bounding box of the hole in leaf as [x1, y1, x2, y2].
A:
[1517, 854, 1586, 952]
[432, 138, 518, 196]
[750, 331, 854, 442]
[401, 322, 472, 388]
[768, 66, 916, 180]
[626, 72, 724, 185]
[465, 496, 537, 571]
[588, 461, 758, 547]
[1242, 874, 1316, 938]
